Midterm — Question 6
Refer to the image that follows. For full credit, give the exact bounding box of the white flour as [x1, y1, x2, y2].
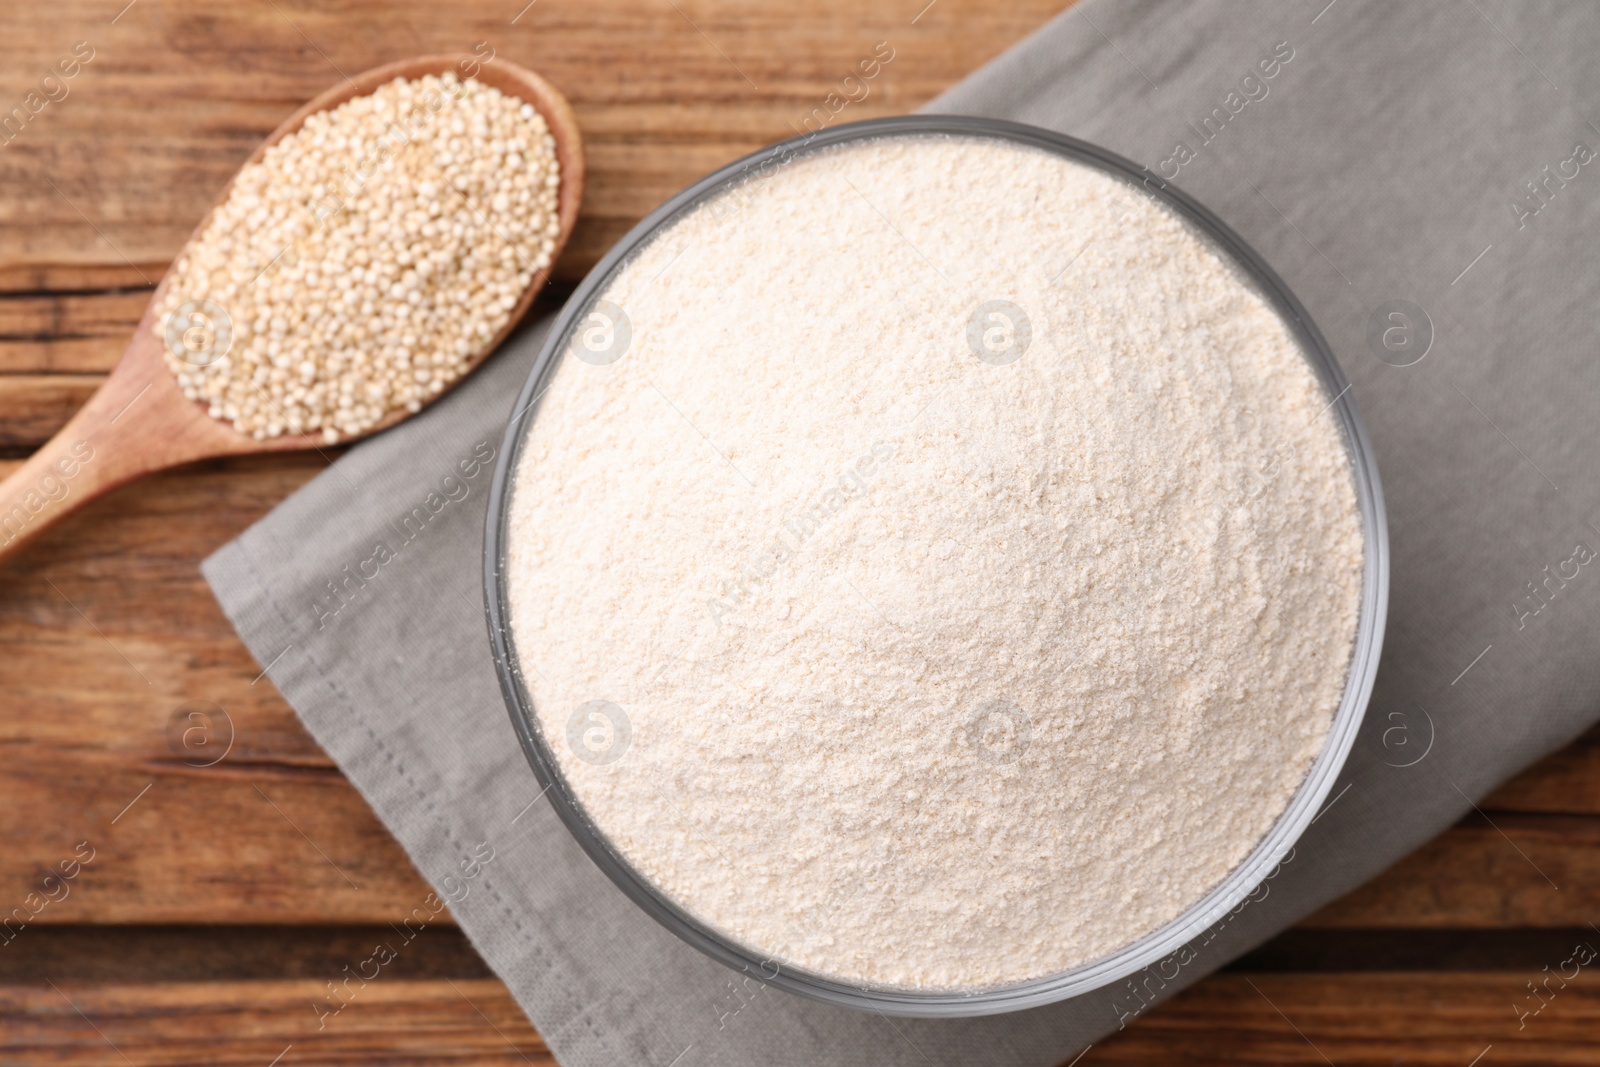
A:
[505, 134, 1363, 990]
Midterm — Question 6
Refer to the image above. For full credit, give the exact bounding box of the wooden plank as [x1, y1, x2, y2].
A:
[1229, 927, 1600, 973]
[0, 926, 493, 983]
[0, 979, 552, 1066]
[0, 266, 159, 296]
[5, 970, 1599, 1066]
[0, 456, 443, 924]
[0, 374, 98, 448]
[0, 289, 149, 374]
[1099, 971, 1600, 1066]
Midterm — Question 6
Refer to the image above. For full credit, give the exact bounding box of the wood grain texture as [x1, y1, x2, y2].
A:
[5, 971, 1598, 1066]
[0, 374, 97, 447]
[0, 457, 434, 925]
[1098, 972, 1600, 1065]
[0, 980, 552, 1066]
[0, 290, 145, 373]
[2, 0, 1597, 1063]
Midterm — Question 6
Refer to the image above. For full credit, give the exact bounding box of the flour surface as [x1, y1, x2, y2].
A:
[505, 134, 1364, 990]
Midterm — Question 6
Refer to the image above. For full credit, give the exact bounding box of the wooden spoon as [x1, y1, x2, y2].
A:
[0, 53, 584, 562]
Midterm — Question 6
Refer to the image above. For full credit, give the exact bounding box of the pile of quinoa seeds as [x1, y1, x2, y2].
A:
[505, 134, 1365, 991]
[159, 72, 560, 442]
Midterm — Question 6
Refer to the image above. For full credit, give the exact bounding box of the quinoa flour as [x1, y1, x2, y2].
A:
[504, 134, 1364, 990]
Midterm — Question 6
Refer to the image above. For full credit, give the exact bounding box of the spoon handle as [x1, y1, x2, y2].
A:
[0, 329, 214, 563]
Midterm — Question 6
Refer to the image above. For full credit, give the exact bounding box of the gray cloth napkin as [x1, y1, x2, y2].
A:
[203, 0, 1600, 1062]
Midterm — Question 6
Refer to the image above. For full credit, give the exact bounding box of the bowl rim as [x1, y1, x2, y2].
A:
[482, 113, 1390, 1018]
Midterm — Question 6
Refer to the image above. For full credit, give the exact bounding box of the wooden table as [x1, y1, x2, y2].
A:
[3, 1, 1597, 1063]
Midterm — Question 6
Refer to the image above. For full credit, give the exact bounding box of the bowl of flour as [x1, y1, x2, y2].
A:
[484, 116, 1387, 1015]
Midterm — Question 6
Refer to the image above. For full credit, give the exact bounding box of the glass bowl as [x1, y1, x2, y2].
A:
[482, 114, 1389, 1018]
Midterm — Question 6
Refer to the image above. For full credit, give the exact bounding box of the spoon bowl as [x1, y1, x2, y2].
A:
[0, 53, 584, 561]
